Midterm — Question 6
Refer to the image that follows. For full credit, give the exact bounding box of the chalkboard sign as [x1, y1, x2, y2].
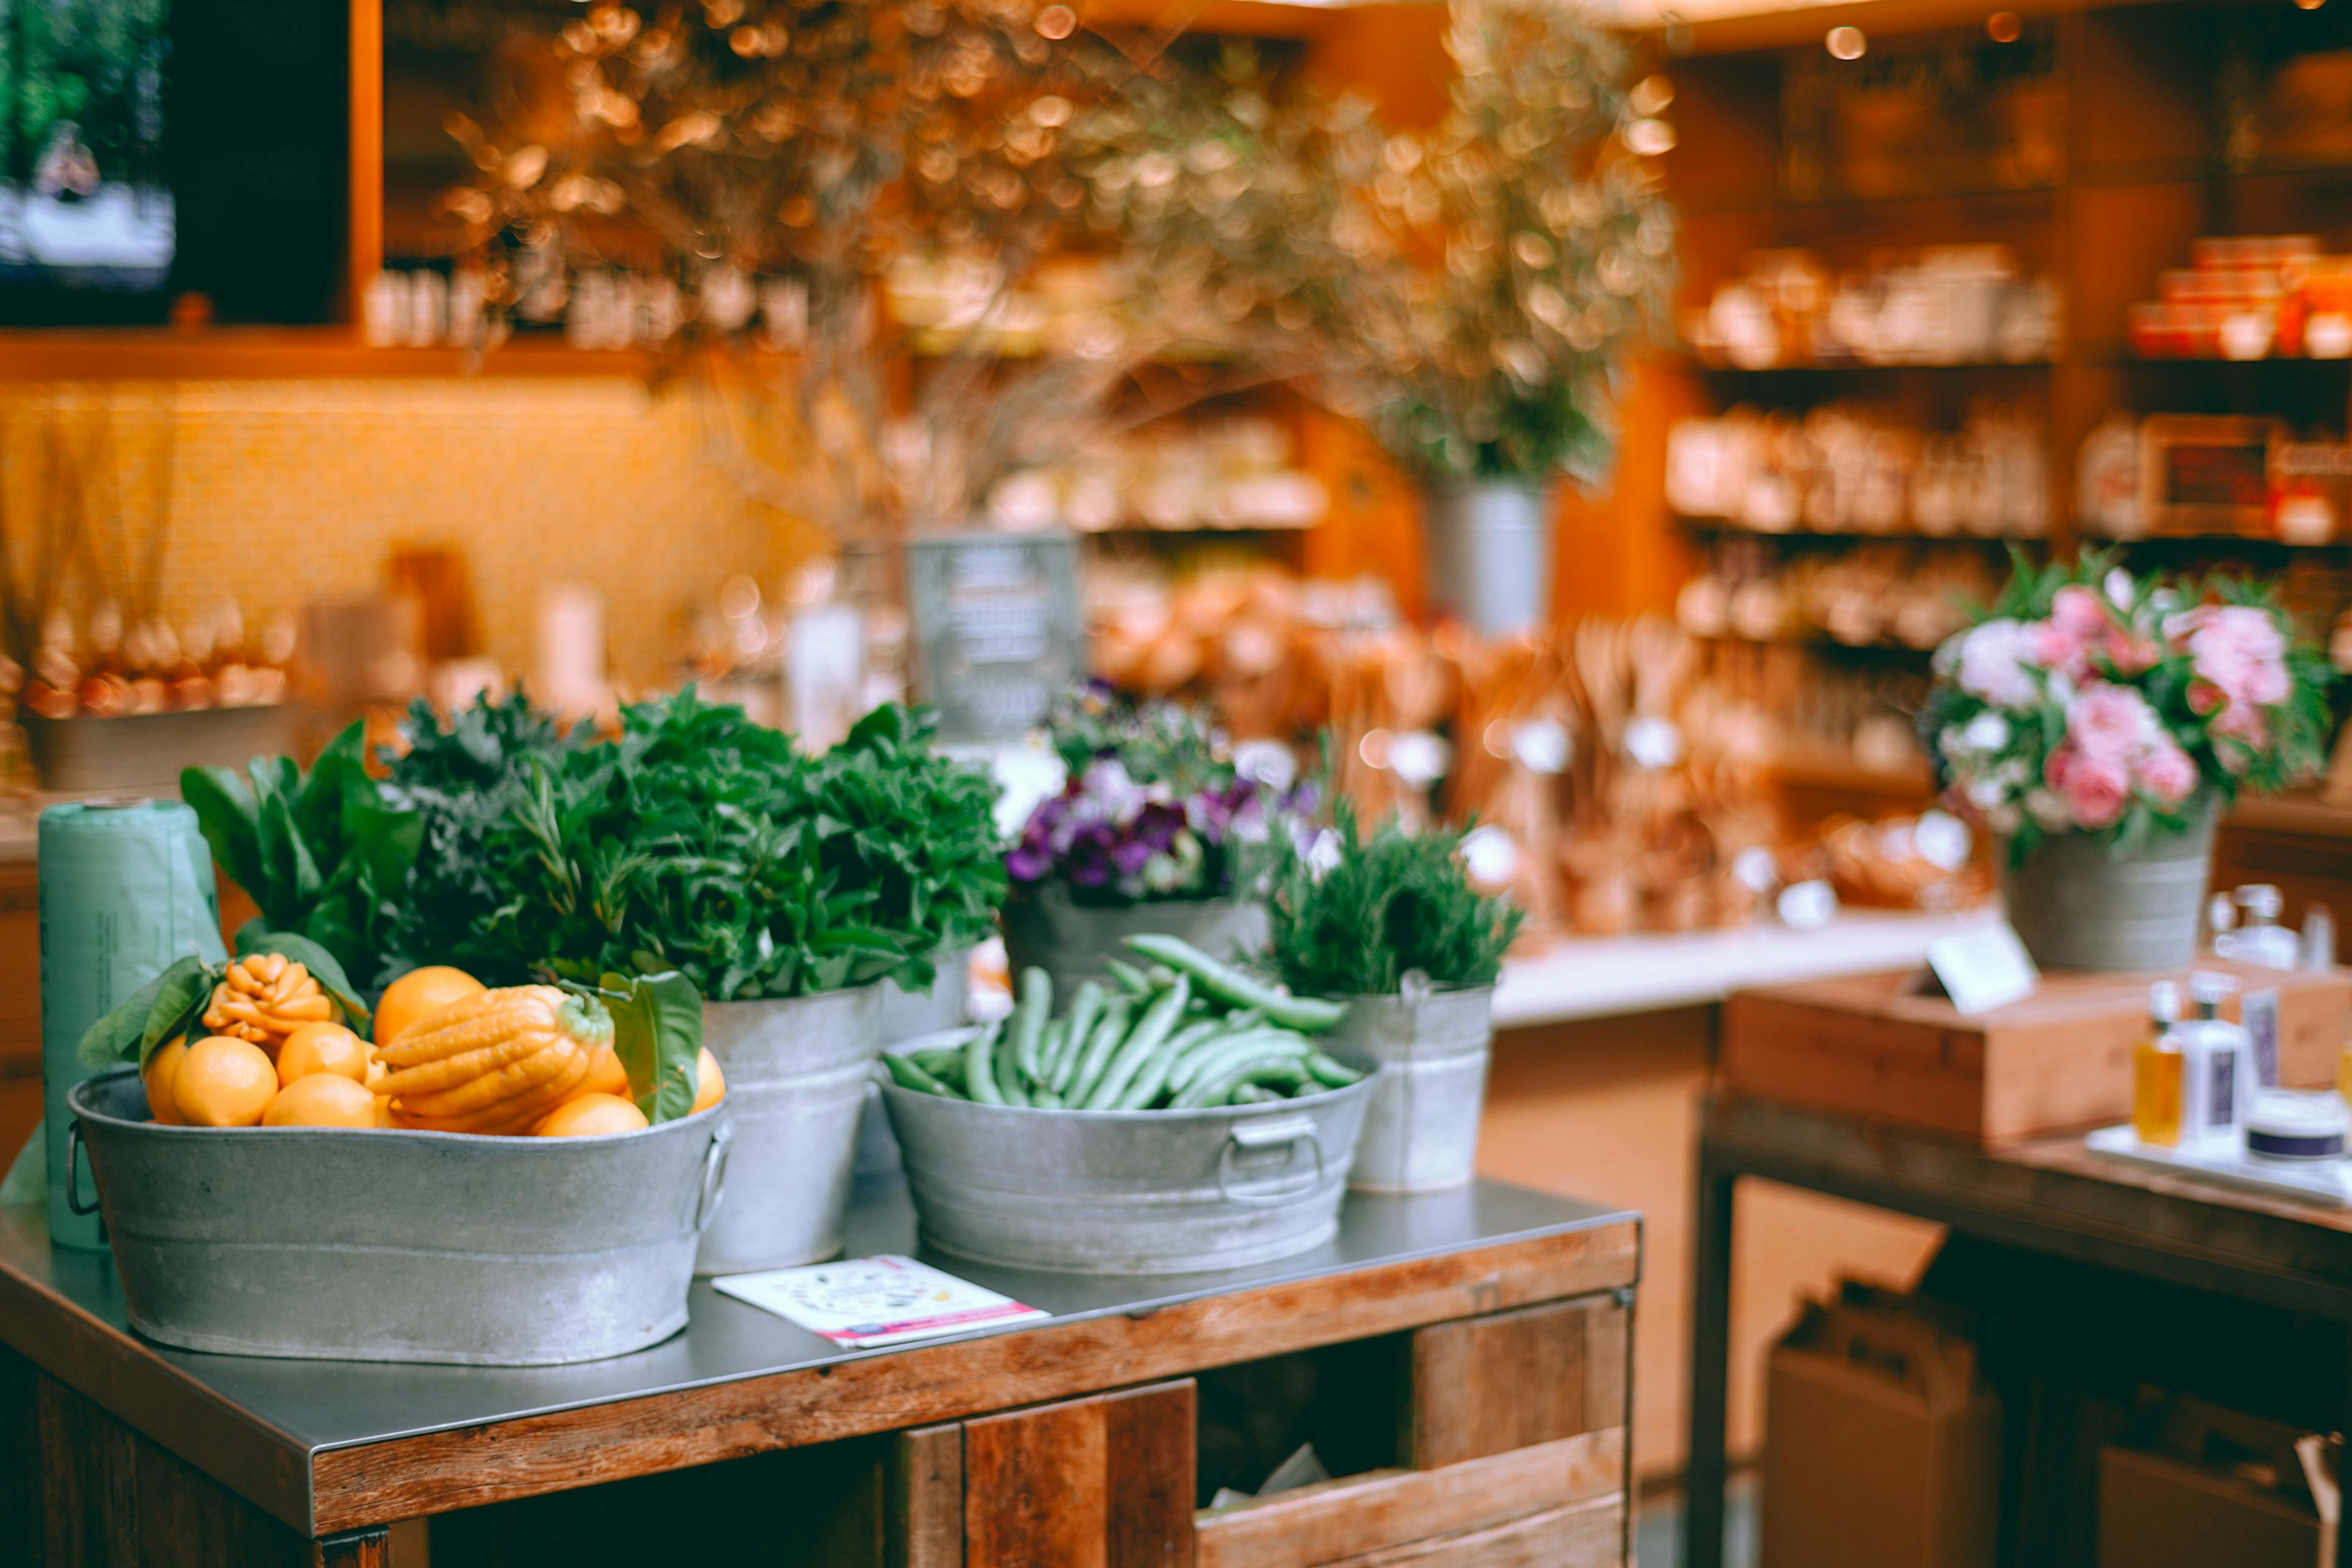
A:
[904, 532, 1084, 742]
[2141, 415, 2281, 535]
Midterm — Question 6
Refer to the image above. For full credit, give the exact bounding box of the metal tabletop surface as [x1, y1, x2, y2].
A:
[0, 1173, 1634, 1459]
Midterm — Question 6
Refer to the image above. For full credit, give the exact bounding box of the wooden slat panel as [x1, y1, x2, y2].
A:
[1195, 1428, 1623, 1568]
[313, 1224, 1636, 1531]
[0, 1346, 41, 1567]
[966, 1396, 1110, 1568]
[311, 1528, 391, 1568]
[26, 1368, 315, 1568]
[964, 1382, 1193, 1568]
[889, 1424, 964, 1568]
[1105, 1383, 1195, 1568]
[1408, 1296, 1626, 1470]
[1322, 1494, 1622, 1568]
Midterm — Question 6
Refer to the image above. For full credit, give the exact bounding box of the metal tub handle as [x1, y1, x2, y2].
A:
[1217, 1114, 1324, 1207]
[694, 1120, 733, 1232]
[64, 1119, 100, 1217]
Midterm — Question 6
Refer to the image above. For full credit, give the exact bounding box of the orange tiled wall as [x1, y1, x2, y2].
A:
[0, 378, 794, 687]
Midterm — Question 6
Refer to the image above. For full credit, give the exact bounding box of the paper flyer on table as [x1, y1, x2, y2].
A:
[712, 1255, 1048, 1347]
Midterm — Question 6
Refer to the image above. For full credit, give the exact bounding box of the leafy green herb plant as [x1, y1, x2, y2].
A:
[180, 724, 423, 994]
[1262, 803, 1522, 998]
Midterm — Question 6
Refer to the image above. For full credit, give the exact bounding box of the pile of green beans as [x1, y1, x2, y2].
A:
[882, 935, 1361, 1111]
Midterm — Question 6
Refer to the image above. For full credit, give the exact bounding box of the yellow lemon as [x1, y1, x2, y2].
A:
[262, 1073, 379, 1129]
[373, 966, 486, 1048]
[172, 1037, 278, 1128]
[143, 1036, 189, 1126]
[277, 1021, 370, 1087]
[690, 1048, 726, 1114]
[534, 1093, 649, 1137]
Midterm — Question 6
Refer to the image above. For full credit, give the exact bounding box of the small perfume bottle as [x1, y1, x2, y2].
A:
[2178, 972, 2250, 1146]
[2233, 885, 2300, 971]
[2133, 980, 2185, 1147]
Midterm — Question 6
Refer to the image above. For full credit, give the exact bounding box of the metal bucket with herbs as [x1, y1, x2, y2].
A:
[1260, 805, 1524, 1193]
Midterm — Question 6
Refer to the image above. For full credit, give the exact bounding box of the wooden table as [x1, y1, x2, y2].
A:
[0, 1171, 1639, 1568]
[1683, 1092, 2352, 1568]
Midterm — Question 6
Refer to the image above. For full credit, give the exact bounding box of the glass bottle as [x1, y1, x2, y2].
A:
[2133, 980, 2185, 1147]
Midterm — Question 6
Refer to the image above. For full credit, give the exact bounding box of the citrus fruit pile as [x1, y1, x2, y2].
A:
[142, 964, 724, 1136]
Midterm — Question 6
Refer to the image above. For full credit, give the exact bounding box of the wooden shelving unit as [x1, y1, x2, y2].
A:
[1655, 0, 2352, 812]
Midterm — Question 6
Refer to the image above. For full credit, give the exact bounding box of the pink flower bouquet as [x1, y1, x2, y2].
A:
[1924, 554, 2333, 861]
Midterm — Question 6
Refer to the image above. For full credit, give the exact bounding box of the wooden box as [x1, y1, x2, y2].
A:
[1720, 961, 2352, 1145]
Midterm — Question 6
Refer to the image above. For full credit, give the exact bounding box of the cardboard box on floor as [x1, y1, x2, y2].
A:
[1760, 1291, 2001, 1568]
[2097, 1397, 2339, 1568]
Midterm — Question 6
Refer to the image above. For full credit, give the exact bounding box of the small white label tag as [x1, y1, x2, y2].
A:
[1927, 923, 2041, 1016]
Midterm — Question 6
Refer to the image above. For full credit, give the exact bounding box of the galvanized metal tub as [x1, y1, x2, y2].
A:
[696, 983, 883, 1275]
[880, 1062, 1374, 1274]
[65, 1068, 729, 1366]
[2002, 800, 2216, 971]
[1335, 985, 1496, 1193]
[1001, 883, 1268, 1001]
[879, 944, 975, 1043]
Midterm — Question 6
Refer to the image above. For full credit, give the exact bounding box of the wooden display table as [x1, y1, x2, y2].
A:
[0, 1173, 1638, 1568]
[1686, 1094, 2352, 1568]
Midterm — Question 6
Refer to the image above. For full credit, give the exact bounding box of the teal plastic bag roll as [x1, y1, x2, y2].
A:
[40, 799, 226, 1250]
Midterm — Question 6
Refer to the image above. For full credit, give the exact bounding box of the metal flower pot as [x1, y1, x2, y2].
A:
[695, 984, 883, 1274]
[879, 944, 975, 1042]
[66, 1068, 729, 1366]
[2001, 801, 2217, 972]
[880, 1064, 1374, 1274]
[1334, 985, 1496, 1193]
[1001, 882, 1267, 1000]
[1422, 479, 1554, 635]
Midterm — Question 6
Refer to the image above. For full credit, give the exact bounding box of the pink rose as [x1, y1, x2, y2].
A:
[2065, 682, 2158, 762]
[2212, 699, 2269, 749]
[1952, 618, 2041, 708]
[2107, 634, 2160, 676]
[2181, 604, 2290, 712]
[2030, 620, 2087, 678]
[2055, 750, 2130, 830]
[2136, 740, 2197, 807]
[2051, 584, 2110, 637]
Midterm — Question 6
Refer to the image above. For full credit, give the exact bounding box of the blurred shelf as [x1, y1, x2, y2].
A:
[1684, 356, 2054, 375]
[1675, 515, 2043, 545]
[1076, 518, 1321, 536]
[1764, 741, 1935, 796]
[2226, 791, 2352, 842]
[1702, 631, 1941, 658]
[1679, 182, 2061, 220]
[0, 328, 669, 381]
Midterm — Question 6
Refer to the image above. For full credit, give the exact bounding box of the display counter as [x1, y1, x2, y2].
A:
[0, 1173, 1638, 1567]
[1480, 911, 1995, 1481]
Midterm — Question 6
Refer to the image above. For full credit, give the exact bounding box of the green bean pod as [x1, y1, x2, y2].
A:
[1306, 1052, 1364, 1087]
[909, 1045, 968, 1081]
[1120, 933, 1346, 1032]
[1175, 1046, 1315, 1109]
[1065, 997, 1134, 1107]
[995, 1023, 1032, 1107]
[1170, 1028, 1308, 1094]
[1009, 967, 1053, 1088]
[962, 1020, 1009, 1106]
[1104, 958, 1155, 998]
[1034, 1018, 1071, 1091]
[1050, 982, 1107, 1093]
[1084, 975, 1191, 1109]
[883, 1051, 956, 1097]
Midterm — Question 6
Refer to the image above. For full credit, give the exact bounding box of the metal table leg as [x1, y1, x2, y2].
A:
[1684, 1151, 1737, 1568]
